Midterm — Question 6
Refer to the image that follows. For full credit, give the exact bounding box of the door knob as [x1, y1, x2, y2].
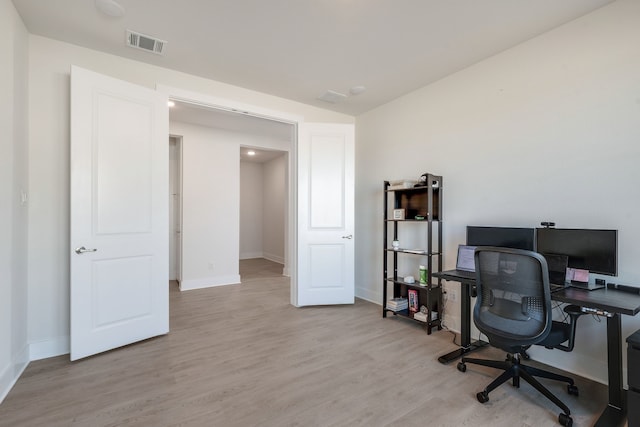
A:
[342, 235, 353, 239]
[75, 246, 98, 254]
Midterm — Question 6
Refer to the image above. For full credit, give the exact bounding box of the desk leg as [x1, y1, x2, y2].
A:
[594, 313, 626, 427]
[438, 281, 487, 364]
[460, 282, 471, 346]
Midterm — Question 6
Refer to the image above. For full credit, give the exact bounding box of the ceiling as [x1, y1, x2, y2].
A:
[239, 147, 286, 164]
[170, 100, 294, 140]
[13, 0, 614, 116]
[170, 101, 288, 161]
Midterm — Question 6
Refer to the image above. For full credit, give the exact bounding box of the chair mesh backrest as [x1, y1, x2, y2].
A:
[474, 247, 552, 350]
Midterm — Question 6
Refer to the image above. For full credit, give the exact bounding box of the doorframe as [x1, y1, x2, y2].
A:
[156, 85, 302, 306]
[168, 135, 183, 283]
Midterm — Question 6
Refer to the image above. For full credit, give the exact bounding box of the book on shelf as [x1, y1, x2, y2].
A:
[386, 297, 408, 311]
[408, 290, 419, 312]
[387, 302, 408, 308]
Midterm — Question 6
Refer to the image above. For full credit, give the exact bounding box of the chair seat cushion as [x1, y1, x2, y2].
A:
[539, 321, 571, 347]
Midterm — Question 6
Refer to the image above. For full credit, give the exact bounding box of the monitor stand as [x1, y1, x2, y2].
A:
[570, 281, 606, 291]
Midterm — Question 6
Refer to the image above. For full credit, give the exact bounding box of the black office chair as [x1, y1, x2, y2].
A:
[456, 247, 582, 427]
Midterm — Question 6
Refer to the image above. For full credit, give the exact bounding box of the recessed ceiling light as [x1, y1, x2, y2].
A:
[167, 100, 175, 107]
[247, 151, 256, 156]
[349, 85, 366, 96]
[95, 0, 125, 17]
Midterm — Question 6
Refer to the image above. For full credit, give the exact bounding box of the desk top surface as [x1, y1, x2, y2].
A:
[433, 269, 476, 283]
[434, 269, 640, 316]
[553, 287, 640, 316]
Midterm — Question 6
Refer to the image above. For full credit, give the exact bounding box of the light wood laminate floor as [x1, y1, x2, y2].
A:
[0, 259, 610, 426]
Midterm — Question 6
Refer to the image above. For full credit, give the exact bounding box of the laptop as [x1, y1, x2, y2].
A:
[449, 245, 477, 279]
[541, 253, 569, 292]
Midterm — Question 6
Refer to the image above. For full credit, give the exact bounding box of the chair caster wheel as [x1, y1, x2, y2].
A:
[457, 362, 466, 372]
[558, 413, 573, 426]
[567, 384, 579, 396]
[476, 391, 489, 403]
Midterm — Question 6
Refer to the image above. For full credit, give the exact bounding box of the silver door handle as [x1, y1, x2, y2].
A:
[342, 235, 353, 239]
[75, 246, 98, 254]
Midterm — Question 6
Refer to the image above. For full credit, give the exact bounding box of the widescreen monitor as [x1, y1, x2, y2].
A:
[466, 226, 535, 251]
[535, 228, 617, 276]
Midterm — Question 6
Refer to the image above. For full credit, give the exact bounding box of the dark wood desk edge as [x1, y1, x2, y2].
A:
[433, 270, 476, 283]
[434, 270, 640, 316]
[552, 287, 640, 316]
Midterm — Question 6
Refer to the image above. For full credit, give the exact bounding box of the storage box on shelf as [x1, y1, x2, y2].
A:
[382, 175, 443, 334]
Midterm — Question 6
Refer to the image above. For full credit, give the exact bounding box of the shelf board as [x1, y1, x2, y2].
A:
[384, 308, 439, 325]
[385, 219, 440, 223]
[385, 278, 441, 289]
[385, 248, 442, 256]
[385, 186, 439, 193]
[384, 308, 413, 318]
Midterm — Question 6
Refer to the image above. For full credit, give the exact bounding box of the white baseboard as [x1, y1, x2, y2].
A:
[263, 252, 285, 265]
[180, 275, 241, 291]
[356, 286, 381, 305]
[442, 314, 460, 334]
[30, 336, 70, 361]
[239, 251, 263, 260]
[0, 345, 29, 404]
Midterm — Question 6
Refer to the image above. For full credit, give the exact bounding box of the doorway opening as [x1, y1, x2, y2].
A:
[240, 146, 288, 279]
[168, 100, 294, 297]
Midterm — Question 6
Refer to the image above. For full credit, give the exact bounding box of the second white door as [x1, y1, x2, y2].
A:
[297, 123, 355, 306]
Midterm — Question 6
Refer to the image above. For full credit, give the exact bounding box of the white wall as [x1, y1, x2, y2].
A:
[172, 122, 290, 288]
[240, 155, 286, 264]
[355, 0, 640, 385]
[0, 0, 29, 402]
[26, 35, 353, 358]
[263, 155, 286, 264]
[240, 161, 264, 259]
[171, 121, 241, 289]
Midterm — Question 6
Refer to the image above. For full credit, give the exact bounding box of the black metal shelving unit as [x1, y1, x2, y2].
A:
[382, 175, 443, 334]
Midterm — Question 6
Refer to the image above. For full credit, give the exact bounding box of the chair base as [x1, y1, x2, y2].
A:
[458, 353, 577, 426]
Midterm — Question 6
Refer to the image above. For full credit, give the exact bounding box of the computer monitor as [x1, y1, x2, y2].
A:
[535, 228, 617, 276]
[466, 226, 535, 251]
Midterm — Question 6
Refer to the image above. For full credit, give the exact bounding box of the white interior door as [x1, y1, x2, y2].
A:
[70, 66, 169, 361]
[297, 123, 355, 306]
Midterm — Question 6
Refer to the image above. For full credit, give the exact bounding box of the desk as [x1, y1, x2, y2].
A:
[434, 269, 640, 427]
[433, 270, 487, 363]
[553, 287, 640, 427]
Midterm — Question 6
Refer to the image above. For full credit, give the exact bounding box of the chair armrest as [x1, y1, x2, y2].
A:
[553, 304, 584, 352]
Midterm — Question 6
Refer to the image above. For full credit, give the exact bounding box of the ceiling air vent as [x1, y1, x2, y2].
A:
[126, 30, 167, 55]
[317, 90, 347, 104]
